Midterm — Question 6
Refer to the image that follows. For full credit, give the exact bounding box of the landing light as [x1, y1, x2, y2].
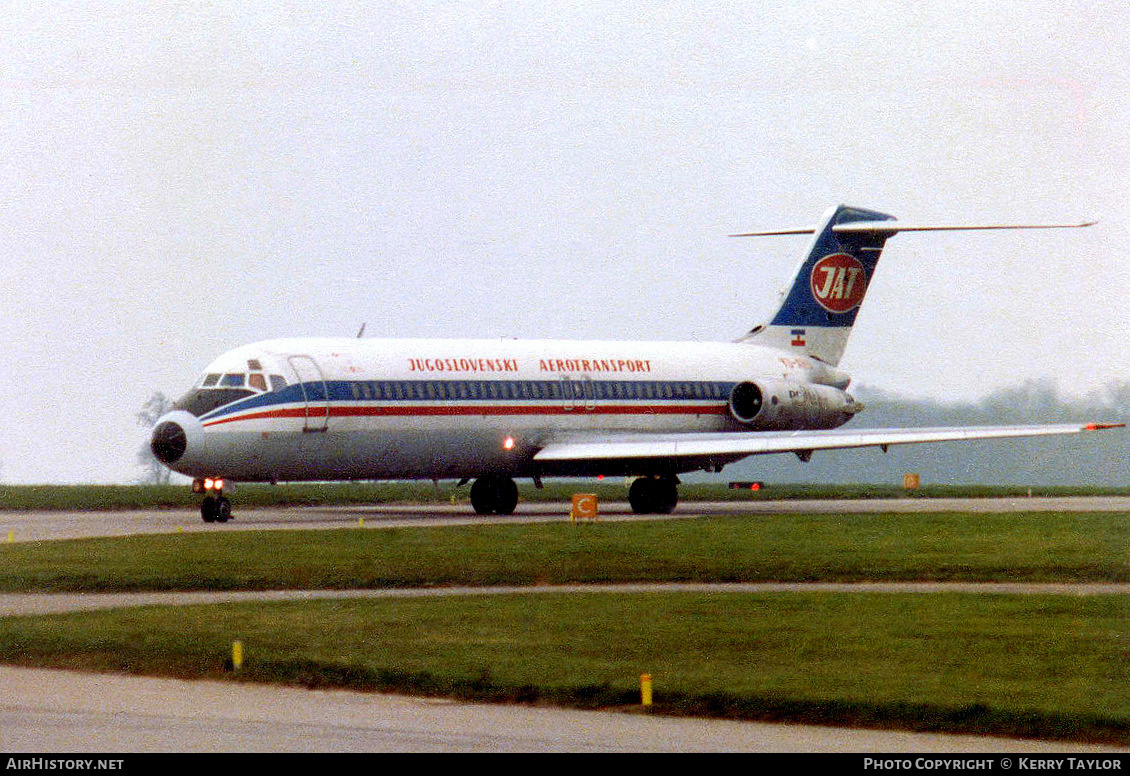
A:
[503, 436, 515, 451]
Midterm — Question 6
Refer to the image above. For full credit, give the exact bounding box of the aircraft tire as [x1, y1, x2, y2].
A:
[470, 475, 519, 515]
[215, 497, 232, 523]
[653, 477, 678, 515]
[201, 496, 217, 523]
[629, 477, 678, 515]
[493, 476, 519, 516]
[628, 477, 654, 514]
[470, 476, 496, 515]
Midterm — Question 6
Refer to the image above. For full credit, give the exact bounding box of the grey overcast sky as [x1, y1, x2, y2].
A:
[1, 1, 1127, 483]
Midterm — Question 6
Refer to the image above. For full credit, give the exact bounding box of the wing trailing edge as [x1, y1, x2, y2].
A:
[533, 423, 1123, 464]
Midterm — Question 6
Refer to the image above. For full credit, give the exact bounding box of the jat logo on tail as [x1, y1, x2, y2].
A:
[810, 253, 867, 313]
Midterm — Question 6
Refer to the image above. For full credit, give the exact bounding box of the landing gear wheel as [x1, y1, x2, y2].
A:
[493, 477, 519, 516]
[215, 496, 232, 523]
[628, 479, 649, 514]
[653, 477, 678, 514]
[470, 475, 519, 516]
[470, 477, 495, 515]
[628, 476, 679, 515]
[201, 494, 233, 523]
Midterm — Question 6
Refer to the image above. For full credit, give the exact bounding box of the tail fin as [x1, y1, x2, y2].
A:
[736, 205, 1094, 366]
[739, 205, 896, 365]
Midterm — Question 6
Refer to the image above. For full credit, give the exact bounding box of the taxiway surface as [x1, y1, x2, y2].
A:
[4, 495, 1130, 543]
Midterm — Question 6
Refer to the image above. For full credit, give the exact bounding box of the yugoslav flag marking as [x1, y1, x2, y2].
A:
[810, 253, 866, 313]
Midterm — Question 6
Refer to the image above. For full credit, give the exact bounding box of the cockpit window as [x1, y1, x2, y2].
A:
[176, 371, 267, 417]
[270, 374, 288, 391]
[173, 388, 255, 417]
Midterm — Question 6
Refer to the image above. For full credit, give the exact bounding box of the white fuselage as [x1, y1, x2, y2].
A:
[156, 337, 856, 483]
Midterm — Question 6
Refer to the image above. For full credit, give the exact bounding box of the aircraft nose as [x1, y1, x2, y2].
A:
[151, 420, 188, 465]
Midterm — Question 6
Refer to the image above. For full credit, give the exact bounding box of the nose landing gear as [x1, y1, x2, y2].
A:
[201, 494, 232, 523]
[194, 478, 232, 523]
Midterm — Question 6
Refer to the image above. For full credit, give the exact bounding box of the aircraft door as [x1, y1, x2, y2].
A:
[560, 375, 575, 411]
[288, 355, 330, 432]
[560, 375, 596, 413]
[580, 375, 595, 411]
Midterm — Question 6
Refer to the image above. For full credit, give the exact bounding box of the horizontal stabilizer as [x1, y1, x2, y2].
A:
[733, 205, 1096, 366]
[731, 220, 1095, 238]
[832, 220, 1097, 235]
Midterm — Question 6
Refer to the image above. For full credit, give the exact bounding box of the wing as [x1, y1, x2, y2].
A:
[533, 423, 1123, 469]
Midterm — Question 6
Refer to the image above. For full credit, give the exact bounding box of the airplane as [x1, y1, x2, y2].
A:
[149, 204, 1119, 523]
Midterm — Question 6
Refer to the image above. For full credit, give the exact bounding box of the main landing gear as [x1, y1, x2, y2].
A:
[466, 474, 678, 516]
[628, 475, 679, 515]
[470, 474, 519, 516]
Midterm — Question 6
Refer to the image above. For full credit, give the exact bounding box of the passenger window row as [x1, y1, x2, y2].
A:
[344, 380, 729, 402]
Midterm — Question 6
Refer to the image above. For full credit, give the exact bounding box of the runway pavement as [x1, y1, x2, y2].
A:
[3, 495, 1130, 543]
[1, 665, 1124, 753]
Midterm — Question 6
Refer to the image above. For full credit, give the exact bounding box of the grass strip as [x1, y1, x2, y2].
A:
[0, 513, 1127, 592]
[0, 591, 1126, 744]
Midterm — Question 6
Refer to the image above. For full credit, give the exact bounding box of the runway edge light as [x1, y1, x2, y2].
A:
[728, 481, 765, 491]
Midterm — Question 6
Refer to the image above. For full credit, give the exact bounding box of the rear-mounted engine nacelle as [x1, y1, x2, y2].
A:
[728, 378, 861, 431]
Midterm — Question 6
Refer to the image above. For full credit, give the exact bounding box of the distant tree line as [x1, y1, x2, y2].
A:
[136, 392, 173, 485]
[726, 379, 1129, 487]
